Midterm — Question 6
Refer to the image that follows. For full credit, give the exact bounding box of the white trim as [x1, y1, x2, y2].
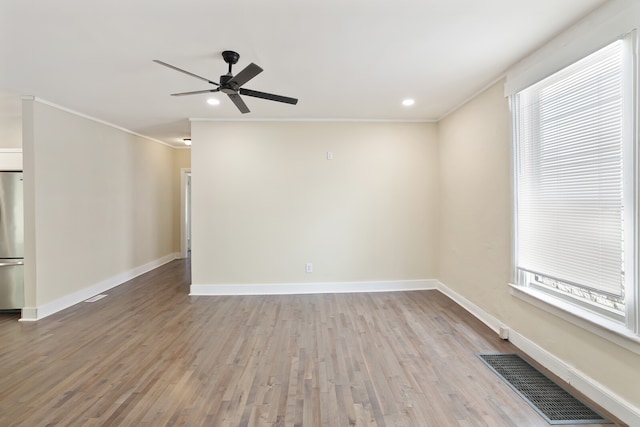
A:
[435, 280, 507, 335]
[19, 253, 179, 321]
[436, 73, 507, 121]
[508, 329, 640, 426]
[190, 279, 437, 296]
[23, 96, 174, 149]
[20, 307, 37, 320]
[627, 28, 640, 336]
[504, 1, 640, 96]
[437, 280, 640, 426]
[0, 149, 22, 171]
[509, 284, 640, 355]
[188, 117, 436, 123]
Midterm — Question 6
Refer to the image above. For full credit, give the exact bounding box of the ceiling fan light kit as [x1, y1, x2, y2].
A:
[154, 50, 298, 114]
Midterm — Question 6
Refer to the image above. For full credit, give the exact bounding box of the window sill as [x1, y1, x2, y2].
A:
[509, 284, 640, 355]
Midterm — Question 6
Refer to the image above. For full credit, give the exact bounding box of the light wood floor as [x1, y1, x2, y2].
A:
[0, 259, 623, 426]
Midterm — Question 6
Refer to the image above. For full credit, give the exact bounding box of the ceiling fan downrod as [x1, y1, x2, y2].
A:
[222, 50, 240, 75]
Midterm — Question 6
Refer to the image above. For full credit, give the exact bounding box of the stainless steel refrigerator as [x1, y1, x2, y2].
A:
[0, 172, 23, 310]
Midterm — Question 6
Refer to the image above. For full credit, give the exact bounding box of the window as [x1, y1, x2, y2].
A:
[512, 35, 637, 336]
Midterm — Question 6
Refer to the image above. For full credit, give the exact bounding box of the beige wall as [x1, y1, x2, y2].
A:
[191, 121, 438, 285]
[437, 82, 512, 317]
[22, 99, 177, 308]
[437, 80, 640, 408]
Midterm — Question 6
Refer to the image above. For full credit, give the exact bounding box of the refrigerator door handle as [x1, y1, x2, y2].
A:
[0, 261, 23, 267]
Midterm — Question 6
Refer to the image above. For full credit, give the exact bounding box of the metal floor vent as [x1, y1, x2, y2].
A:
[84, 294, 108, 303]
[478, 354, 611, 425]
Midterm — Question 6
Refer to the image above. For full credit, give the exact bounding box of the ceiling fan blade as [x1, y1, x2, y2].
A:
[227, 93, 250, 114]
[239, 88, 298, 105]
[171, 88, 220, 96]
[153, 60, 219, 86]
[229, 63, 263, 87]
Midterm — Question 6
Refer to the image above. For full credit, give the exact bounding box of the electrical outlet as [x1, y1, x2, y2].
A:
[305, 263, 313, 273]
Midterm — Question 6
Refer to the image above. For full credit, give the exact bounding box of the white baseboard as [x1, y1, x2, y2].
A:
[436, 281, 507, 335]
[437, 280, 640, 426]
[19, 252, 179, 322]
[190, 279, 438, 296]
[507, 329, 639, 425]
[20, 307, 37, 320]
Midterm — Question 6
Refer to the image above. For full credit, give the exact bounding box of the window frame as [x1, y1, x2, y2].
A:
[510, 31, 640, 351]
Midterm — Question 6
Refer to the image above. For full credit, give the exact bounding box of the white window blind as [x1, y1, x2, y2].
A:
[514, 40, 625, 298]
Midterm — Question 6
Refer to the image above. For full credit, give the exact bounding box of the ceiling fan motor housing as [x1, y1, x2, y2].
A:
[219, 74, 238, 94]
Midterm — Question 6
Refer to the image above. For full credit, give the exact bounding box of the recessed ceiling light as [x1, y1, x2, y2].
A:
[207, 98, 220, 106]
[183, 138, 192, 146]
[402, 99, 415, 106]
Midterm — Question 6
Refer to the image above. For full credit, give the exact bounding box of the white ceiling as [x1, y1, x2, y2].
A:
[0, 0, 606, 147]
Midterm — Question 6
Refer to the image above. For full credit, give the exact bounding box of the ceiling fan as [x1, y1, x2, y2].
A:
[153, 50, 298, 114]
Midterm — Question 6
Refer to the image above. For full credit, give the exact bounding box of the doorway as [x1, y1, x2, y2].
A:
[180, 168, 191, 258]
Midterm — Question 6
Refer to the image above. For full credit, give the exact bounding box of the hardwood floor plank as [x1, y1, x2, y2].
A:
[0, 259, 624, 426]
